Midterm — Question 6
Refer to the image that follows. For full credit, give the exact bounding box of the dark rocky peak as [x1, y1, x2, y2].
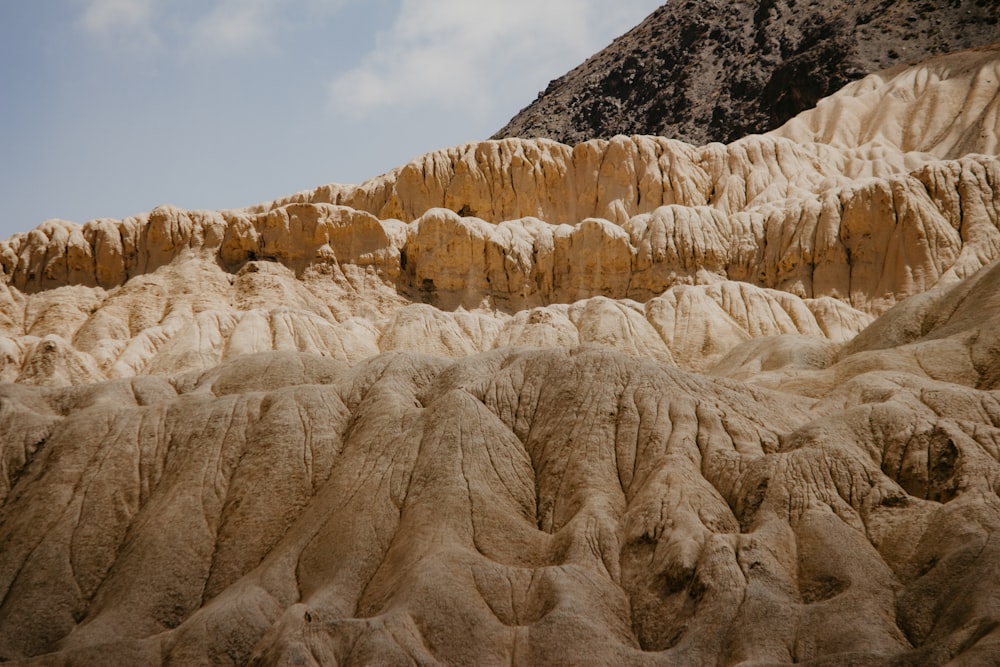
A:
[494, 0, 999, 145]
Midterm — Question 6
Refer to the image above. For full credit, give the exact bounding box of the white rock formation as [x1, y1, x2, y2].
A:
[772, 44, 1000, 159]
[4, 134, 999, 383]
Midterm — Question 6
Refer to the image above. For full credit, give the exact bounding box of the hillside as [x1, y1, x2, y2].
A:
[0, 45, 999, 666]
[493, 0, 999, 145]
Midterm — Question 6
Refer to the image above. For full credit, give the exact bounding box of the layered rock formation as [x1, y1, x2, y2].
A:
[1, 45, 1000, 666]
[494, 0, 999, 145]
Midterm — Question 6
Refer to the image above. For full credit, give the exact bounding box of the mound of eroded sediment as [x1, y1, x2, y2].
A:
[2, 344, 1000, 665]
[2, 45, 1000, 666]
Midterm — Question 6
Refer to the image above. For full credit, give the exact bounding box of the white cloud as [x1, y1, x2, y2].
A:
[77, 0, 160, 50]
[187, 0, 287, 56]
[79, 0, 154, 34]
[327, 0, 662, 118]
[76, 0, 355, 57]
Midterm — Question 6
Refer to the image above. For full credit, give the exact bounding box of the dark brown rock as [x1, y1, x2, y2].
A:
[493, 0, 999, 145]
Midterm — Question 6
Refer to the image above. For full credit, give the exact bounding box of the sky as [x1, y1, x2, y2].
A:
[0, 0, 663, 239]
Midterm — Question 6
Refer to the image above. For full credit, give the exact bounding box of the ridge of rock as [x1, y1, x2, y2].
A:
[3, 126, 999, 383]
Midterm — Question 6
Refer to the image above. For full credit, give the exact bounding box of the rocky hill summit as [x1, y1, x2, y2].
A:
[0, 43, 999, 666]
[494, 0, 999, 145]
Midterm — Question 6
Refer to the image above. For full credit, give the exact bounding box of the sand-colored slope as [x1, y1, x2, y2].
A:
[772, 44, 1000, 159]
[2, 46, 1000, 665]
[2, 346, 1000, 665]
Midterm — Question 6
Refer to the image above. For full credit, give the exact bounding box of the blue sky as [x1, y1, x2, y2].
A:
[0, 0, 663, 239]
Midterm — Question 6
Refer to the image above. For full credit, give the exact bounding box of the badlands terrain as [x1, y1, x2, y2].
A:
[1, 32, 1000, 667]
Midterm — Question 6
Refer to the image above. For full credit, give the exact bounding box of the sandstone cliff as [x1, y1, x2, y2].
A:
[493, 0, 999, 146]
[1, 46, 1000, 666]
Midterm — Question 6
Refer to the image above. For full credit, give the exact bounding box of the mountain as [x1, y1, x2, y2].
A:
[493, 0, 999, 146]
[1, 44, 1000, 666]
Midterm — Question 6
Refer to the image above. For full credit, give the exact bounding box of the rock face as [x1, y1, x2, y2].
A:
[1, 47, 1000, 665]
[493, 0, 999, 146]
[4, 342, 1000, 665]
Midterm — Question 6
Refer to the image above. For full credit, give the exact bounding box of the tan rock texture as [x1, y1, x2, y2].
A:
[772, 45, 1000, 159]
[3, 343, 1000, 665]
[1, 46, 1000, 665]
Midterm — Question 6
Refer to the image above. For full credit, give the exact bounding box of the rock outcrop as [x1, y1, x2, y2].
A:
[1, 46, 1000, 666]
[493, 0, 999, 146]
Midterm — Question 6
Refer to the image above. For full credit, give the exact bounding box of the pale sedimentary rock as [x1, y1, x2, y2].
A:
[2, 138, 998, 383]
[773, 45, 1000, 160]
[3, 340, 1000, 664]
[2, 46, 1000, 665]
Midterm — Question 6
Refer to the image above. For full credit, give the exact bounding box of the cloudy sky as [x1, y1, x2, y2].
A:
[0, 0, 663, 239]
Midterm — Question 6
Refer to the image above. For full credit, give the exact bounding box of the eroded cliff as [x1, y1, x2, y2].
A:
[1, 45, 1000, 666]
